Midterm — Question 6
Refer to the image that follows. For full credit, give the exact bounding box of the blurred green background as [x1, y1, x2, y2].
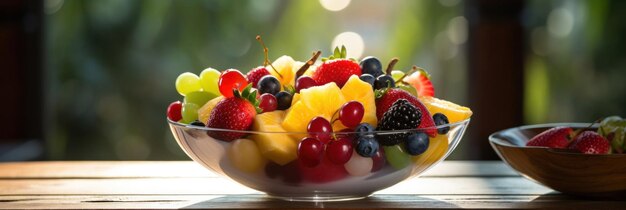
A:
[43, 0, 626, 160]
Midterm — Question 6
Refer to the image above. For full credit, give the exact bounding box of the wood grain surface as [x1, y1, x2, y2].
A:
[0, 161, 623, 209]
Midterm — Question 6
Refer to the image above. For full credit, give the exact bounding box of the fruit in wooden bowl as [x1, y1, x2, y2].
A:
[489, 118, 626, 197]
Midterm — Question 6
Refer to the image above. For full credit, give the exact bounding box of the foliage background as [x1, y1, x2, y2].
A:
[45, 0, 626, 160]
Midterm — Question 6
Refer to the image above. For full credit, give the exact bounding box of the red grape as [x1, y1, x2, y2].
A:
[264, 161, 302, 184]
[218, 69, 248, 98]
[326, 137, 353, 165]
[297, 137, 324, 167]
[298, 155, 348, 183]
[167, 101, 183, 121]
[258, 93, 277, 113]
[371, 147, 386, 172]
[339, 101, 364, 128]
[335, 128, 355, 140]
[295, 76, 318, 93]
[307, 116, 333, 144]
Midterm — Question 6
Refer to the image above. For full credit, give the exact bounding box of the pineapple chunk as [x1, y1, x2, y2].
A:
[250, 111, 298, 165]
[228, 138, 267, 173]
[268, 56, 295, 87]
[198, 96, 224, 124]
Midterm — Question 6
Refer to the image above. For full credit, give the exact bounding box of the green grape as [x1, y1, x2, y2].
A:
[391, 70, 405, 82]
[599, 116, 626, 153]
[175, 72, 202, 96]
[184, 91, 216, 107]
[383, 145, 411, 170]
[200, 68, 221, 97]
[181, 103, 200, 124]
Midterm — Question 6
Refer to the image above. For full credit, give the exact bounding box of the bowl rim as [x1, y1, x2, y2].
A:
[168, 118, 471, 135]
[489, 122, 626, 156]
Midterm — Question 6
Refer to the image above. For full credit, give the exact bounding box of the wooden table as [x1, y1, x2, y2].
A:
[0, 161, 623, 209]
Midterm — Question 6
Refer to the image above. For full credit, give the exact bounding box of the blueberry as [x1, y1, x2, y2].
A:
[374, 75, 396, 90]
[190, 120, 205, 127]
[258, 75, 281, 95]
[355, 137, 379, 157]
[360, 56, 383, 77]
[275, 91, 293, 110]
[405, 132, 429, 156]
[359, 74, 376, 86]
[433, 113, 450, 134]
[355, 123, 375, 137]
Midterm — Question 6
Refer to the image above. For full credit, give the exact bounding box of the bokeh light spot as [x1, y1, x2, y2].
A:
[320, 0, 351, 12]
[447, 16, 468, 45]
[44, 0, 64, 14]
[331, 32, 364, 59]
[547, 8, 574, 37]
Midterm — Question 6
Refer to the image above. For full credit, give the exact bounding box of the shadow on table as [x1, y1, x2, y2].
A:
[183, 194, 460, 209]
[528, 192, 626, 208]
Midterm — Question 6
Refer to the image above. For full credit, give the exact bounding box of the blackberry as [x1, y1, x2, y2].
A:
[376, 99, 422, 146]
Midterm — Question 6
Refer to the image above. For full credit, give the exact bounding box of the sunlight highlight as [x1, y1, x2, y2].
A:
[331, 32, 364, 59]
[320, 0, 351, 12]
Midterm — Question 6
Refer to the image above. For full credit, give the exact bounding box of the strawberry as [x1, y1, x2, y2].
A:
[246, 67, 270, 88]
[403, 68, 435, 97]
[526, 126, 573, 148]
[568, 131, 610, 154]
[312, 46, 361, 87]
[375, 88, 437, 137]
[207, 85, 261, 141]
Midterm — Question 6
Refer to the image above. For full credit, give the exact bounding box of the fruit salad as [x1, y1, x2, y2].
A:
[526, 116, 626, 154]
[166, 36, 473, 185]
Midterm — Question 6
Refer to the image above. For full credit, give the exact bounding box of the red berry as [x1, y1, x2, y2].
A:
[167, 101, 183, 122]
[371, 148, 386, 172]
[298, 137, 324, 167]
[339, 101, 364, 128]
[295, 76, 318, 93]
[312, 59, 361, 87]
[264, 161, 302, 184]
[218, 69, 248, 98]
[335, 128, 355, 140]
[258, 93, 277, 113]
[246, 66, 270, 88]
[307, 116, 333, 144]
[526, 126, 573, 148]
[326, 137, 353, 165]
[568, 131, 610, 154]
[298, 155, 348, 183]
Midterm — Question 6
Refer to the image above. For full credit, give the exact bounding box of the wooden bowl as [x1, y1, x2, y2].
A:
[489, 123, 626, 197]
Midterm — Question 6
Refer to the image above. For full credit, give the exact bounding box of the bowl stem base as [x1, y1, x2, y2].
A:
[266, 193, 372, 202]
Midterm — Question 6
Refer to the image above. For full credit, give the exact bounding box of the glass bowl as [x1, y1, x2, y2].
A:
[168, 118, 470, 201]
